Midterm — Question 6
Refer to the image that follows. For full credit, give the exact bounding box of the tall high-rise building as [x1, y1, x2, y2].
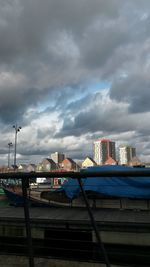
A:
[119, 145, 136, 165]
[51, 152, 65, 166]
[93, 138, 116, 165]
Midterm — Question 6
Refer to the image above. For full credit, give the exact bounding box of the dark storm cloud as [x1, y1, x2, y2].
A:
[110, 75, 150, 113]
[0, 0, 150, 163]
[80, 20, 129, 69]
[18, 147, 49, 156]
[0, 0, 120, 123]
[57, 109, 134, 137]
[0, 0, 149, 124]
[0, 86, 52, 123]
[55, 91, 137, 138]
[0, 0, 119, 63]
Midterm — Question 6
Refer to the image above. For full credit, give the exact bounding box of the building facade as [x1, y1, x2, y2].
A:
[37, 158, 58, 171]
[81, 157, 97, 169]
[61, 158, 78, 171]
[51, 152, 65, 166]
[93, 138, 116, 165]
[119, 145, 136, 165]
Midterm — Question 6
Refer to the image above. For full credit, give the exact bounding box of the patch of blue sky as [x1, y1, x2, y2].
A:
[74, 80, 111, 100]
[37, 98, 56, 113]
[87, 80, 111, 93]
[37, 80, 111, 112]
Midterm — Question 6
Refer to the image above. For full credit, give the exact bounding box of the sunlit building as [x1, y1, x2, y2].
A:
[119, 145, 136, 165]
[82, 156, 97, 168]
[93, 138, 116, 165]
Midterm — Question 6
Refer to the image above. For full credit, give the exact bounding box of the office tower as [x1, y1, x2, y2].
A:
[119, 145, 136, 165]
[51, 152, 65, 165]
[94, 138, 116, 165]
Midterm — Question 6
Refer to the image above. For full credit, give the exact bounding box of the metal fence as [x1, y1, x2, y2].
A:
[1, 168, 150, 267]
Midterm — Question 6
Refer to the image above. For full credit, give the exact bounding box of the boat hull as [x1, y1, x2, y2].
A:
[2, 186, 61, 207]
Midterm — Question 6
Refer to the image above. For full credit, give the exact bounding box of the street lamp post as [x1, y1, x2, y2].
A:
[8, 142, 13, 169]
[13, 124, 21, 170]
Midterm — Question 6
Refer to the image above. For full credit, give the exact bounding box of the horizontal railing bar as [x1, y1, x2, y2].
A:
[0, 169, 150, 179]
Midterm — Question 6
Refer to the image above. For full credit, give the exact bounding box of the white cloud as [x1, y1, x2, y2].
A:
[0, 0, 150, 164]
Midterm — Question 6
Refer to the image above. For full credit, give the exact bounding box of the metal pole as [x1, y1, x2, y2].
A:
[13, 124, 21, 170]
[22, 177, 34, 267]
[14, 127, 17, 168]
[8, 144, 10, 168]
[8, 142, 13, 169]
[77, 178, 111, 267]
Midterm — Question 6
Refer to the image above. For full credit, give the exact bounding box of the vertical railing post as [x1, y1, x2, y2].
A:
[77, 177, 111, 267]
[22, 177, 34, 267]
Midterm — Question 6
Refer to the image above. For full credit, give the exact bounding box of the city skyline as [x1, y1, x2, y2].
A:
[0, 1, 150, 165]
[3, 138, 141, 168]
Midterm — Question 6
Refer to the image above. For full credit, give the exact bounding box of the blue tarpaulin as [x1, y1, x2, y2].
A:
[61, 165, 150, 199]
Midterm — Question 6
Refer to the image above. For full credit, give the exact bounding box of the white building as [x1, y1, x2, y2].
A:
[94, 138, 116, 165]
[51, 152, 65, 166]
[119, 145, 136, 165]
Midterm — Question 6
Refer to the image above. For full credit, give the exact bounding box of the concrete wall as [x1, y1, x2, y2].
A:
[0, 255, 127, 267]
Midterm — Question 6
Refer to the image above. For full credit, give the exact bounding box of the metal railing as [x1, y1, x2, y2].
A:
[1, 168, 150, 267]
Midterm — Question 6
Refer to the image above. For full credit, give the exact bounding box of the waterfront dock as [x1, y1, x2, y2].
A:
[1, 168, 150, 266]
[0, 206, 150, 266]
[1, 206, 150, 226]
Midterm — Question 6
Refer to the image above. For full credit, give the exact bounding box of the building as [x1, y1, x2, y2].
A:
[26, 164, 37, 172]
[37, 158, 58, 172]
[105, 156, 118, 165]
[81, 157, 97, 169]
[61, 158, 78, 171]
[18, 164, 27, 172]
[93, 138, 116, 165]
[119, 145, 136, 165]
[129, 156, 141, 167]
[51, 152, 65, 167]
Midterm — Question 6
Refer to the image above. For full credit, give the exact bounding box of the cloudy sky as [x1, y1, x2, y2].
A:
[0, 0, 150, 165]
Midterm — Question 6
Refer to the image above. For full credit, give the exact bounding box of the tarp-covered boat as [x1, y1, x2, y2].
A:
[3, 165, 150, 209]
[60, 165, 150, 199]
